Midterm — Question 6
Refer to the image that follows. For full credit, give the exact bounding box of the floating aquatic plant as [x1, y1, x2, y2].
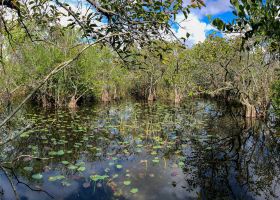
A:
[123, 180, 131, 185]
[32, 173, 43, 180]
[23, 166, 33, 172]
[48, 175, 65, 182]
[130, 188, 139, 194]
[90, 175, 109, 182]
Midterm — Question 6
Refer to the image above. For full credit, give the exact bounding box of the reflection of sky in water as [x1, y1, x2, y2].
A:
[0, 100, 280, 200]
[0, 156, 197, 200]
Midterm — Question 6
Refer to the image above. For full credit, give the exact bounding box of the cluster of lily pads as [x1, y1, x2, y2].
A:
[6, 103, 204, 197]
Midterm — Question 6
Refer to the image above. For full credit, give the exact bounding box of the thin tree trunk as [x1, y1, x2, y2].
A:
[68, 95, 78, 108]
[245, 104, 257, 118]
[101, 87, 111, 102]
[148, 87, 156, 101]
[174, 86, 182, 104]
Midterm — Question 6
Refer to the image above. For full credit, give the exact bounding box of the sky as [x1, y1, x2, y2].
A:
[60, 0, 236, 46]
[173, 0, 236, 45]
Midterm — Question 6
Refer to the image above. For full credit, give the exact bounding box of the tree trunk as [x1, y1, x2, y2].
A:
[113, 87, 119, 100]
[101, 88, 111, 102]
[245, 104, 257, 118]
[174, 87, 182, 104]
[42, 94, 48, 108]
[148, 87, 156, 101]
[68, 95, 78, 109]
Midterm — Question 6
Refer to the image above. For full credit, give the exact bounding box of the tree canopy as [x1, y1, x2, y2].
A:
[0, 0, 206, 56]
[213, 0, 280, 51]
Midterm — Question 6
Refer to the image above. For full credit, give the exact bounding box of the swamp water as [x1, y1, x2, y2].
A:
[0, 100, 280, 200]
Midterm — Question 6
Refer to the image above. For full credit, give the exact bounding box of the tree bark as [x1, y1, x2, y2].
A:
[245, 104, 257, 118]
[174, 87, 182, 104]
[101, 88, 111, 102]
[113, 87, 119, 100]
[68, 95, 78, 109]
[148, 87, 156, 101]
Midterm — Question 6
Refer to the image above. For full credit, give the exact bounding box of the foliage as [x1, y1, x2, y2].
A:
[213, 0, 280, 51]
[272, 80, 280, 113]
[0, 0, 206, 56]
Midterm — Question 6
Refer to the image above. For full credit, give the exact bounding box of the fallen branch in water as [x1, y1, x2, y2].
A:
[11, 155, 53, 164]
[0, 165, 19, 200]
[9, 167, 54, 199]
[0, 32, 129, 128]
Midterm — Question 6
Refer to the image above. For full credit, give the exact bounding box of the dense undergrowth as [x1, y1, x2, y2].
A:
[0, 29, 279, 118]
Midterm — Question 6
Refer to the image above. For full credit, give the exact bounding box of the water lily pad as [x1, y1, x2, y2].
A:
[23, 167, 33, 172]
[68, 165, 77, 170]
[48, 175, 65, 182]
[130, 188, 139, 194]
[112, 174, 119, 179]
[61, 180, 71, 187]
[90, 174, 109, 182]
[116, 164, 123, 169]
[152, 157, 160, 163]
[56, 150, 65, 156]
[123, 180, 131, 186]
[77, 166, 86, 172]
[151, 151, 157, 155]
[32, 173, 43, 180]
[61, 161, 69, 165]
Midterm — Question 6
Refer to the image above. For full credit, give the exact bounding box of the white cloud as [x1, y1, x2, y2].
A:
[197, 0, 232, 17]
[173, 13, 215, 45]
[184, 0, 232, 18]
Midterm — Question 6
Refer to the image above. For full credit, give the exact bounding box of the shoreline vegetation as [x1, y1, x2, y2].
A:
[0, 32, 279, 120]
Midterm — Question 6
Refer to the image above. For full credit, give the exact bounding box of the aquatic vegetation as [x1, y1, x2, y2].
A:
[116, 165, 123, 169]
[32, 173, 43, 180]
[1, 101, 279, 199]
[130, 188, 139, 194]
[90, 175, 109, 182]
[48, 175, 65, 182]
[23, 167, 33, 172]
[123, 180, 131, 186]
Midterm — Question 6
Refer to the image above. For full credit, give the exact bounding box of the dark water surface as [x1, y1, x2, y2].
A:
[0, 100, 279, 200]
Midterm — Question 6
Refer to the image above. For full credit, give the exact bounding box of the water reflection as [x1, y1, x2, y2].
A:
[0, 100, 279, 200]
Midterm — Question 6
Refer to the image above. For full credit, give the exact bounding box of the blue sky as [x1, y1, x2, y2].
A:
[172, 0, 236, 45]
[62, 0, 236, 45]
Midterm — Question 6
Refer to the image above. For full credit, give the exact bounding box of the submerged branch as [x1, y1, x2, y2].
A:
[10, 168, 54, 199]
[0, 165, 19, 200]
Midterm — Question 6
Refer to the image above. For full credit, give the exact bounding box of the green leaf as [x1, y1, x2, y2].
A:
[212, 18, 225, 30]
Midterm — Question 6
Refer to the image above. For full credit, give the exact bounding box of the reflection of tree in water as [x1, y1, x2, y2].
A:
[1, 101, 279, 199]
[0, 102, 201, 199]
[183, 113, 280, 200]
